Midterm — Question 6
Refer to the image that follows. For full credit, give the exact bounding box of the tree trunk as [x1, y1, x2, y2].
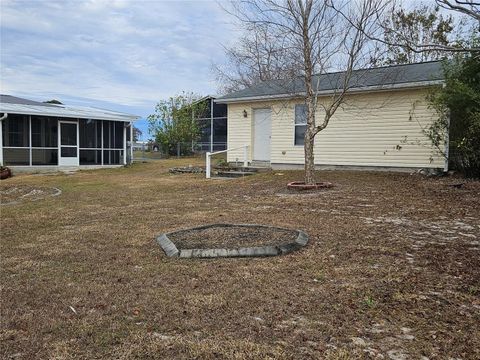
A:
[304, 125, 316, 184]
[301, 1, 316, 185]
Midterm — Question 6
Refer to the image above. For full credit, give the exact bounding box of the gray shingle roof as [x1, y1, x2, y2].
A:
[0, 94, 59, 107]
[216, 61, 444, 102]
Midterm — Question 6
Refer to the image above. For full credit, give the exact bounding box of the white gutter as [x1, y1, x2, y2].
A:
[0, 112, 8, 121]
[215, 80, 445, 104]
[0, 110, 140, 122]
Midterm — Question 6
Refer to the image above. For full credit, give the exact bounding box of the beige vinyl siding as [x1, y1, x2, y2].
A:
[227, 88, 444, 169]
[226, 101, 273, 162]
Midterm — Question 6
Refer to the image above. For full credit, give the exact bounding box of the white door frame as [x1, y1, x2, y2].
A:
[252, 108, 272, 161]
[58, 120, 79, 166]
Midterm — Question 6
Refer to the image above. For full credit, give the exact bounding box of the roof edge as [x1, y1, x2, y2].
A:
[0, 94, 141, 121]
[0, 108, 141, 122]
[311, 59, 444, 78]
[215, 80, 444, 104]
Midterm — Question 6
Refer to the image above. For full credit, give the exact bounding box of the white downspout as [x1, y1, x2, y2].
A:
[123, 123, 127, 165]
[210, 98, 214, 152]
[0, 113, 7, 166]
[130, 122, 133, 163]
[206, 152, 211, 179]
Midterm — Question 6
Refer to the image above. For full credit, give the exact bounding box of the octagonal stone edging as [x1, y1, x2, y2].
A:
[155, 223, 309, 259]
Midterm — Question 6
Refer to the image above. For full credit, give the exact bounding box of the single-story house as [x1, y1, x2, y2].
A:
[215, 61, 447, 171]
[0, 95, 140, 170]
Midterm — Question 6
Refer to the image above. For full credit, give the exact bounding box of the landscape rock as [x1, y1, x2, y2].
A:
[351, 337, 368, 347]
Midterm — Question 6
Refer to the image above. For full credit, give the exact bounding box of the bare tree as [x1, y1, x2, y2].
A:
[132, 126, 143, 142]
[436, 0, 480, 22]
[225, 0, 385, 184]
[213, 24, 301, 94]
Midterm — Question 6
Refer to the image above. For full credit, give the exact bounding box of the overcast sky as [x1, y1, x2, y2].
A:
[0, 0, 237, 139]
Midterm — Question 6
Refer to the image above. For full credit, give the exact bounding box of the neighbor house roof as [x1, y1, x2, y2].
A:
[0, 94, 140, 122]
[216, 61, 444, 103]
[1, 95, 60, 107]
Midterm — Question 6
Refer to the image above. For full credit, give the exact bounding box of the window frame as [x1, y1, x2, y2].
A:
[294, 104, 307, 146]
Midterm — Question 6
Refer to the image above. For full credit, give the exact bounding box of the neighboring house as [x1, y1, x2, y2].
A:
[216, 61, 447, 171]
[194, 95, 227, 152]
[0, 95, 140, 170]
[132, 141, 148, 152]
[147, 141, 160, 152]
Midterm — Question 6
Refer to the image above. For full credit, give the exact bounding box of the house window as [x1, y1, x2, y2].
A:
[294, 104, 307, 146]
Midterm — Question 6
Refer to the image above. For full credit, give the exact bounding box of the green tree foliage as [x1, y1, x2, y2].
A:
[427, 52, 480, 178]
[376, 5, 469, 65]
[147, 93, 207, 155]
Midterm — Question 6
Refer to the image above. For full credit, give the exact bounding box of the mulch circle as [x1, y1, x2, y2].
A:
[156, 224, 309, 259]
[169, 225, 298, 249]
[0, 185, 62, 205]
[287, 181, 334, 190]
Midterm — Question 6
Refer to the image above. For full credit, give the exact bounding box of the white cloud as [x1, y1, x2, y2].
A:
[0, 0, 238, 109]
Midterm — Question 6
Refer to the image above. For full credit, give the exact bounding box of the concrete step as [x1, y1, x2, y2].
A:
[214, 170, 257, 178]
[213, 166, 253, 172]
[244, 166, 271, 173]
[213, 166, 271, 173]
[251, 160, 271, 167]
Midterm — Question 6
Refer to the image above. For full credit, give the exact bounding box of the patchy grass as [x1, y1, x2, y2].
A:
[1, 158, 479, 359]
[132, 150, 164, 159]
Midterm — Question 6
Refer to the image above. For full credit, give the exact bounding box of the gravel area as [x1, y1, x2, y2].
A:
[168, 225, 299, 249]
[169, 166, 204, 174]
[0, 185, 61, 205]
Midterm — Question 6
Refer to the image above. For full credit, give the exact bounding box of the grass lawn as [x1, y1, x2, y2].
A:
[132, 150, 164, 160]
[1, 159, 479, 359]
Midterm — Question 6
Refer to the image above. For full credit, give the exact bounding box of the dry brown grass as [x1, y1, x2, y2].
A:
[1, 159, 479, 359]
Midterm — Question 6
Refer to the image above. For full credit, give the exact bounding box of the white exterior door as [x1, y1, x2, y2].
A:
[253, 108, 271, 161]
[58, 121, 79, 166]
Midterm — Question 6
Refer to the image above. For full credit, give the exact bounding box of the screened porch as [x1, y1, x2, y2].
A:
[1, 114, 132, 167]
